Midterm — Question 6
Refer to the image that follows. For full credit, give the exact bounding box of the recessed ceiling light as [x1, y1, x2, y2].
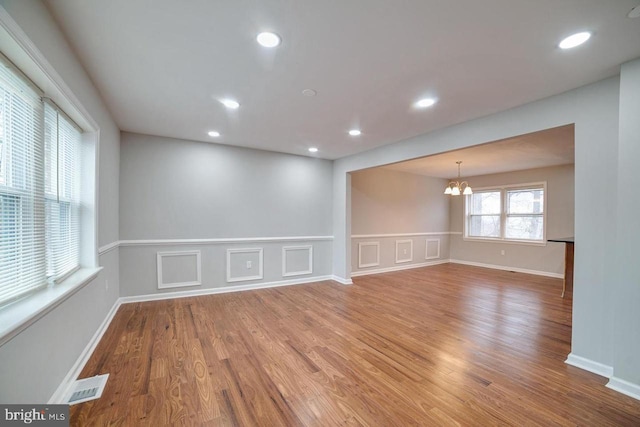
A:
[207, 131, 220, 137]
[302, 89, 317, 97]
[220, 99, 240, 109]
[629, 5, 640, 18]
[558, 32, 591, 49]
[349, 129, 361, 136]
[415, 98, 437, 108]
[257, 32, 281, 48]
[308, 147, 318, 153]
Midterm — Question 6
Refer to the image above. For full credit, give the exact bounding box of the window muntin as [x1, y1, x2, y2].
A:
[465, 184, 545, 243]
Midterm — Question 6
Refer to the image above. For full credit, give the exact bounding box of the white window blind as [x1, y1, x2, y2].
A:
[0, 54, 83, 307]
[0, 58, 46, 304]
[44, 102, 81, 282]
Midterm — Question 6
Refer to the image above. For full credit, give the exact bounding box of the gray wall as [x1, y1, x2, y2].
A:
[333, 76, 621, 384]
[120, 132, 332, 239]
[119, 132, 334, 296]
[0, 0, 120, 403]
[351, 168, 450, 235]
[449, 165, 574, 275]
[350, 168, 450, 274]
[613, 58, 640, 386]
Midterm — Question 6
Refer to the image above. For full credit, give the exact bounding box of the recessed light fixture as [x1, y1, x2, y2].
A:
[257, 32, 281, 48]
[302, 89, 317, 97]
[558, 32, 591, 49]
[308, 147, 318, 153]
[629, 5, 640, 18]
[415, 97, 437, 108]
[220, 99, 240, 109]
[207, 131, 220, 137]
[348, 129, 362, 136]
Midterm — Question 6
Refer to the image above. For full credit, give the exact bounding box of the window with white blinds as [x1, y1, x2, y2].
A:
[44, 102, 81, 282]
[0, 56, 82, 306]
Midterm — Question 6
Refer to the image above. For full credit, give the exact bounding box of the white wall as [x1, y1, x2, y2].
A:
[350, 168, 450, 274]
[333, 76, 621, 385]
[119, 132, 334, 297]
[611, 58, 640, 391]
[0, 0, 120, 403]
[449, 165, 574, 276]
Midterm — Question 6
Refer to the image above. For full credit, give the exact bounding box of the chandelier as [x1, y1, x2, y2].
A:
[444, 161, 472, 196]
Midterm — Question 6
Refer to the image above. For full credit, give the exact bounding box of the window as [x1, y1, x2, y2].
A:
[44, 103, 81, 281]
[0, 56, 82, 306]
[465, 183, 546, 243]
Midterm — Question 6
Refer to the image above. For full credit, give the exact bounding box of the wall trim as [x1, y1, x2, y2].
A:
[120, 275, 337, 303]
[607, 377, 640, 401]
[425, 238, 441, 260]
[98, 241, 119, 256]
[282, 245, 313, 277]
[331, 275, 353, 285]
[157, 250, 202, 289]
[395, 239, 413, 264]
[351, 259, 449, 277]
[565, 353, 614, 378]
[358, 241, 380, 268]
[120, 235, 333, 247]
[449, 259, 563, 278]
[352, 231, 459, 238]
[49, 298, 121, 403]
[97, 236, 334, 253]
[226, 248, 264, 283]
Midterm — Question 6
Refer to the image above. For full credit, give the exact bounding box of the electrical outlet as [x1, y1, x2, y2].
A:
[105, 280, 109, 290]
[246, 260, 252, 269]
[500, 250, 505, 256]
[403, 249, 407, 255]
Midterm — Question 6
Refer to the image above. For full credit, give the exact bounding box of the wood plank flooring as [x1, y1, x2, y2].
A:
[70, 264, 640, 426]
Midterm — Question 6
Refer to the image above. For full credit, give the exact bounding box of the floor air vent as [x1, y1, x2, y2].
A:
[65, 374, 109, 405]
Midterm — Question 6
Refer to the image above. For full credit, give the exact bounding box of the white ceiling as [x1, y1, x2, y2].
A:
[45, 0, 640, 160]
[382, 125, 574, 178]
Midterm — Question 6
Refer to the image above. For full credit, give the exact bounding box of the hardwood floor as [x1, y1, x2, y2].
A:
[70, 264, 640, 426]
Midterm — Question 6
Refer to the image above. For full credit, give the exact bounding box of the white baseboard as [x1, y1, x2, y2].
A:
[449, 259, 563, 279]
[565, 353, 614, 378]
[607, 377, 640, 401]
[331, 275, 353, 285]
[49, 299, 122, 404]
[119, 275, 336, 304]
[351, 259, 449, 277]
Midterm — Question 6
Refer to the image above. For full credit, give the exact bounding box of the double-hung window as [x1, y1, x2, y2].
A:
[465, 183, 546, 243]
[0, 56, 81, 306]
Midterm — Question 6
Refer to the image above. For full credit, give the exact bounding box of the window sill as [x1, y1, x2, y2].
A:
[0, 267, 103, 347]
[462, 237, 547, 247]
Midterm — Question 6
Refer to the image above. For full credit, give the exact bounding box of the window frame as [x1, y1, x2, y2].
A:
[463, 181, 547, 246]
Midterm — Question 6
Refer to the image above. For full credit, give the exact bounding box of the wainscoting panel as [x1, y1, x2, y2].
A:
[426, 239, 441, 260]
[395, 239, 413, 264]
[157, 250, 202, 289]
[352, 233, 450, 276]
[358, 242, 380, 268]
[119, 238, 334, 297]
[227, 248, 264, 283]
[282, 245, 313, 277]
